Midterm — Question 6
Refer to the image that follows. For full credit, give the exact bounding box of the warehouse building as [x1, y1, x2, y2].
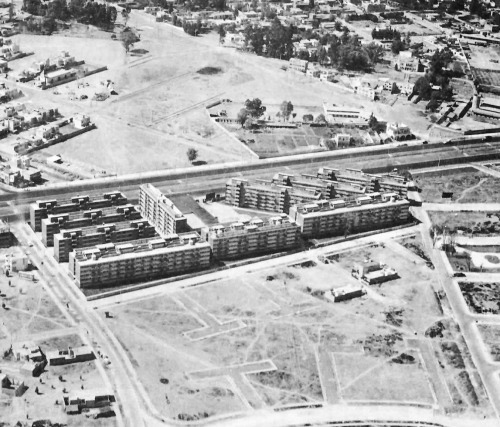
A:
[30, 191, 128, 232]
[41, 204, 141, 247]
[68, 233, 211, 288]
[53, 219, 157, 262]
[201, 214, 300, 260]
[289, 193, 410, 238]
[139, 183, 188, 236]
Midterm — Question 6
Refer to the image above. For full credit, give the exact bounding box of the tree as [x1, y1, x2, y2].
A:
[237, 108, 248, 126]
[314, 114, 326, 124]
[364, 42, 384, 66]
[391, 82, 400, 94]
[187, 148, 198, 162]
[245, 98, 266, 118]
[280, 101, 293, 121]
[121, 7, 130, 26]
[368, 113, 378, 131]
[121, 28, 138, 54]
[391, 37, 405, 55]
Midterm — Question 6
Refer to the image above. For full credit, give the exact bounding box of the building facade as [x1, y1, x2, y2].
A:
[139, 184, 188, 236]
[68, 233, 211, 288]
[288, 193, 410, 238]
[201, 215, 300, 260]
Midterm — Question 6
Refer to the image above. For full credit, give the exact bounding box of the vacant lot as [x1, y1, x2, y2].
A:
[415, 167, 500, 203]
[459, 282, 500, 314]
[478, 324, 500, 362]
[100, 242, 493, 419]
[469, 45, 500, 72]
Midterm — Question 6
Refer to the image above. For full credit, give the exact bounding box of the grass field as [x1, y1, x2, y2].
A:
[428, 211, 500, 235]
[99, 237, 493, 419]
[459, 282, 500, 314]
[415, 167, 500, 203]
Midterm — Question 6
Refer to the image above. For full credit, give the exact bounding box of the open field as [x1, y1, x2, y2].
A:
[100, 236, 493, 419]
[415, 167, 500, 203]
[478, 324, 500, 362]
[473, 68, 500, 87]
[469, 45, 500, 72]
[397, 233, 434, 269]
[0, 11, 452, 175]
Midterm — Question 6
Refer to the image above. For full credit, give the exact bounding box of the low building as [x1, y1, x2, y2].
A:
[68, 233, 211, 288]
[3, 252, 29, 274]
[201, 215, 300, 260]
[63, 389, 115, 414]
[39, 68, 77, 87]
[72, 113, 91, 129]
[333, 133, 351, 147]
[331, 284, 365, 302]
[0, 374, 25, 397]
[20, 360, 46, 377]
[386, 122, 414, 141]
[395, 51, 423, 72]
[0, 220, 11, 247]
[289, 193, 410, 238]
[47, 346, 95, 366]
[352, 261, 398, 284]
[12, 341, 44, 363]
[323, 104, 369, 126]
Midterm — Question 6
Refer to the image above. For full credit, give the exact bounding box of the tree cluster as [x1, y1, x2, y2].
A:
[22, 0, 117, 29]
[244, 19, 294, 59]
[372, 27, 400, 40]
[182, 19, 202, 36]
[346, 13, 378, 23]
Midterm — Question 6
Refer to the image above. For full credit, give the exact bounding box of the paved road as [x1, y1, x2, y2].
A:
[412, 208, 500, 418]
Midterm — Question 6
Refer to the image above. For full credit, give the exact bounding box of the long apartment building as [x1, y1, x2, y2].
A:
[200, 214, 300, 260]
[226, 177, 324, 214]
[317, 167, 410, 196]
[69, 233, 211, 288]
[289, 193, 410, 238]
[41, 204, 140, 247]
[139, 184, 188, 236]
[54, 219, 156, 263]
[30, 191, 127, 232]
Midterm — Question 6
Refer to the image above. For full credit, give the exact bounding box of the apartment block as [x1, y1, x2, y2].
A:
[30, 191, 128, 232]
[289, 193, 410, 238]
[53, 219, 156, 262]
[0, 220, 11, 247]
[201, 214, 300, 260]
[68, 233, 211, 288]
[139, 183, 188, 236]
[41, 204, 140, 247]
[225, 177, 323, 214]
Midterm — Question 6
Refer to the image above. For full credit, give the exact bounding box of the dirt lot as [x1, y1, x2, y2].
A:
[415, 167, 500, 203]
[477, 324, 500, 362]
[99, 238, 493, 420]
[469, 45, 500, 72]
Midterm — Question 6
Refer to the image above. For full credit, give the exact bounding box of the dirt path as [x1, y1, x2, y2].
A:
[456, 178, 488, 203]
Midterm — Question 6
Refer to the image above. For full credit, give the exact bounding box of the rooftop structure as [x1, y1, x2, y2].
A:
[201, 214, 300, 260]
[30, 191, 128, 231]
[289, 193, 410, 238]
[68, 233, 211, 288]
[54, 219, 157, 262]
[41, 204, 140, 246]
[139, 183, 188, 236]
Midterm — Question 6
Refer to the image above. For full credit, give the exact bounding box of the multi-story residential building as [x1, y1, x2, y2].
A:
[41, 204, 140, 247]
[225, 177, 323, 213]
[139, 183, 188, 236]
[288, 57, 308, 73]
[201, 214, 300, 260]
[68, 233, 211, 288]
[288, 193, 410, 238]
[29, 191, 127, 232]
[53, 219, 156, 262]
[0, 220, 11, 247]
